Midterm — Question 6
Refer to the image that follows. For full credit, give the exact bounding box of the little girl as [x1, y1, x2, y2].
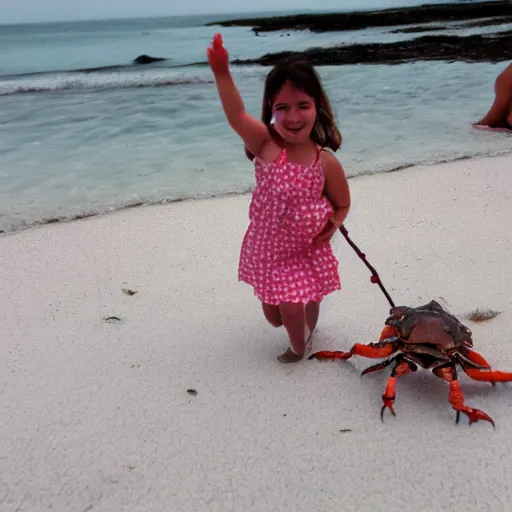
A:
[207, 33, 351, 363]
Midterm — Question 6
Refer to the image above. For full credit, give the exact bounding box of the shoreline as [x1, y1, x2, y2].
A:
[2, 151, 512, 511]
[2, 148, 511, 238]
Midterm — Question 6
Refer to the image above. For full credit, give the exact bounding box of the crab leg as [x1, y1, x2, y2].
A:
[463, 368, 512, 383]
[457, 349, 512, 386]
[308, 350, 353, 361]
[463, 349, 491, 369]
[361, 357, 395, 376]
[309, 341, 397, 362]
[380, 355, 417, 421]
[434, 365, 495, 427]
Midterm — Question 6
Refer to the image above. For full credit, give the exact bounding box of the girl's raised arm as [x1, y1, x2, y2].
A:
[207, 34, 269, 157]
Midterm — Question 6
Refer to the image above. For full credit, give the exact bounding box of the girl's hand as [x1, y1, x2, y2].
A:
[207, 33, 229, 75]
[313, 215, 343, 248]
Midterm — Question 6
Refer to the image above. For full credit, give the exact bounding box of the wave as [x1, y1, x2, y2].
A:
[1, 147, 511, 237]
[0, 70, 213, 96]
[0, 54, 213, 96]
[0, 60, 208, 81]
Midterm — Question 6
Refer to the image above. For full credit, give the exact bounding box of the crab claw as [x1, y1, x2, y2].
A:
[381, 399, 396, 421]
[449, 380, 495, 428]
[308, 350, 352, 361]
[454, 406, 495, 429]
[380, 376, 397, 421]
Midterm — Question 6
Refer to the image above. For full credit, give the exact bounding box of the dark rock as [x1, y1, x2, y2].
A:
[231, 31, 512, 66]
[390, 15, 512, 33]
[457, 15, 512, 28]
[133, 54, 167, 65]
[207, 1, 512, 33]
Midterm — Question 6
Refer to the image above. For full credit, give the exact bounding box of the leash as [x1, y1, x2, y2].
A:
[339, 226, 396, 308]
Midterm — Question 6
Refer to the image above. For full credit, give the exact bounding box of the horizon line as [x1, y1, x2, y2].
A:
[0, 7, 326, 27]
[0, 0, 468, 27]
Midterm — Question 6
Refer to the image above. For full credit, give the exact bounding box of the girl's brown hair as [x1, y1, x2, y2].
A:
[246, 57, 342, 160]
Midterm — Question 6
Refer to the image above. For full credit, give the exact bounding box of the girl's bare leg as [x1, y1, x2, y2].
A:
[262, 303, 283, 327]
[304, 301, 320, 353]
[277, 302, 307, 363]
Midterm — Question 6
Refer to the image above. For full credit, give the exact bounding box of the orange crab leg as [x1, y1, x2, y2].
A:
[463, 368, 512, 382]
[435, 366, 495, 427]
[463, 349, 491, 369]
[310, 342, 396, 361]
[449, 380, 495, 427]
[381, 359, 415, 420]
[382, 376, 397, 417]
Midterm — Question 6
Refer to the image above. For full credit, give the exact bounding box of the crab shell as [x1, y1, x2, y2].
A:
[382, 300, 473, 351]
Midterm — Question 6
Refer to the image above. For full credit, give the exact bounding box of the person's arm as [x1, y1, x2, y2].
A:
[324, 153, 351, 226]
[207, 34, 269, 157]
[474, 64, 512, 127]
[313, 152, 351, 247]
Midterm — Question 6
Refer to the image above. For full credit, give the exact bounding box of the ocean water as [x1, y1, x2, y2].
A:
[1, 10, 511, 234]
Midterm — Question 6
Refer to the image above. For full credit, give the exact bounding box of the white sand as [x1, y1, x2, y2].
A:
[1, 153, 512, 511]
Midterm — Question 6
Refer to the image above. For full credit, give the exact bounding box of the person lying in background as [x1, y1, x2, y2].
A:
[473, 62, 512, 133]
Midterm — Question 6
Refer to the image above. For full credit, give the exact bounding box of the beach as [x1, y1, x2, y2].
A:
[1, 152, 512, 511]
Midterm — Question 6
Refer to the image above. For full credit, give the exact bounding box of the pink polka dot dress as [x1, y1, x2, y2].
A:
[238, 147, 341, 305]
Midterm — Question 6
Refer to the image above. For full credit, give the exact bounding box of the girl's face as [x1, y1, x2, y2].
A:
[270, 81, 317, 145]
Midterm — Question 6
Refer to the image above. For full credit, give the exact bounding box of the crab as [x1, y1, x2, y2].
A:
[309, 300, 512, 427]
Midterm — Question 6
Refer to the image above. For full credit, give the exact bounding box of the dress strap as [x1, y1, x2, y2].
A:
[276, 147, 287, 164]
[311, 145, 325, 167]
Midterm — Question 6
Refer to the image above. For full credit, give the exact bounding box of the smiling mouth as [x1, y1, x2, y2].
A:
[286, 126, 305, 134]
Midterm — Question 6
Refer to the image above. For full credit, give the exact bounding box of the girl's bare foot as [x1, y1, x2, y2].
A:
[277, 347, 303, 364]
[277, 302, 318, 363]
